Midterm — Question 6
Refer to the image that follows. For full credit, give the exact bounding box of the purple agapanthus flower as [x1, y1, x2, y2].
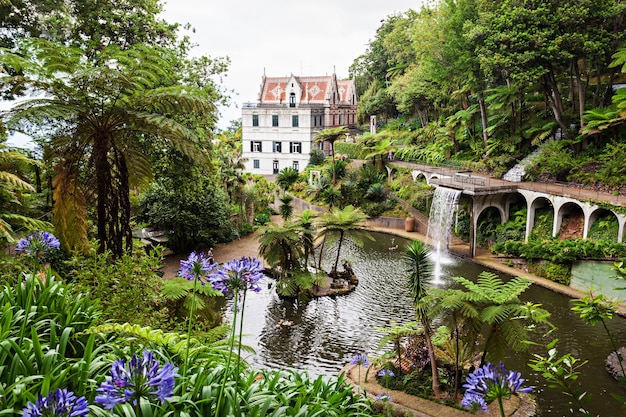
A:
[375, 393, 391, 402]
[462, 362, 533, 412]
[377, 369, 395, 378]
[349, 353, 369, 367]
[178, 251, 217, 284]
[22, 388, 89, 417]
[16, 231, 60, 257]
[461, 392, 488, 412]
[95, 350, 178, 410]
[210, 256, 264, 296]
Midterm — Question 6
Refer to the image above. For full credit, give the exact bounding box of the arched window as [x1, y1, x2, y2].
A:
[289, 93, 296, 108]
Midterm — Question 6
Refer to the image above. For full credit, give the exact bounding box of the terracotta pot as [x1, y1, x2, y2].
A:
[404, 217, 415, 232]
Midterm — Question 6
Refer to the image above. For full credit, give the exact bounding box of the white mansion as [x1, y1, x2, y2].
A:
[241, 72, 357, 175]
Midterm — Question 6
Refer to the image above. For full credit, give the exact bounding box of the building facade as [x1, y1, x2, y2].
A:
[241, 72, 357, 175]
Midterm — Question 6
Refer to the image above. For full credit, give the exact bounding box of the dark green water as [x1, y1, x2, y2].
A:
[230, 232, 626, 416]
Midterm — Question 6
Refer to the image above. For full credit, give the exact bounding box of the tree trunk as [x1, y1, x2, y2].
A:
[93, 133, 112, 254]
[424, 325, 443, 397]
[317, 236, 326, 270]
[333, 231, 344, 274]
[478, 93, 489, 149]
[542, 71, 570, 138]
[115, 146, 132, 254]
[573, 59, 587, 149]
[330, 142, 336, 184]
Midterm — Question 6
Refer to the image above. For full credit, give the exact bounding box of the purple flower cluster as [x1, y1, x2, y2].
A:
[178, 251, 217, 284]
[375, 393, 391, 402]
[22, 388, 89, 417]
[95, 350, 178, 410]
[462, 362, 533, 412]
[179, 253, 265, 298]
[209, 256, 264, 296]
[461, 392, 488, 412]
[377, 369, 395, 378]
[16, 231, 60, 256]
[349, 353, 369, 367]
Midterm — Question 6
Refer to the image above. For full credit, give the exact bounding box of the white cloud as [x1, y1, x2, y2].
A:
[161, 0, 421, 129]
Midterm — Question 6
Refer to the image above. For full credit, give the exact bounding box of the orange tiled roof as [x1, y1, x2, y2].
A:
[258, 74, 354, 105]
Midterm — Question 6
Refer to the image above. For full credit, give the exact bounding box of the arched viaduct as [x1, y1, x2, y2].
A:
[405, 167, 626, 257]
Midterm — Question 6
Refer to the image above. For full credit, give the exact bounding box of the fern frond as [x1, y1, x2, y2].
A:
[161, 278, 190, 301]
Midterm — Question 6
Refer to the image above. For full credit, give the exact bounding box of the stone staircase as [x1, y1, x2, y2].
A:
[502, 147, 543, 182]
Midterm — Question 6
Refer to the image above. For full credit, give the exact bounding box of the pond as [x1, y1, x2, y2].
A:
[225, 231, 626, 416]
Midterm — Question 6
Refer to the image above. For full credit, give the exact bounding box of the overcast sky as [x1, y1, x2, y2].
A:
[161, 0, 421, 129]
[5, 1, 422, 147]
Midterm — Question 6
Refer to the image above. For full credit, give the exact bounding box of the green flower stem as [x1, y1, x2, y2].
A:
[135, 398, 143, 417]
[497, 395, 505, 417]
[183, 274, 199, 383]
[216, 290, 239, 414]
[236, 289, 247, 377]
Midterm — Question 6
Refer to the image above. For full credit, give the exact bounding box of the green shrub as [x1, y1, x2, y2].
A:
[529, 261, 571, 285]
[529, 208, 554, 241]
[65, 246, 171, 328]
[139, 179, 236, 253]
[254, 210, 271, 225]
[494, 208, 527, 245]
[587, 213, 619, 241]
[239, 222, 254, 236]
[491, 238, 626, 263]
[276, 167, 301, 191]
[362, 199, 396, 217]
[524, 140, 575, 181]
[308, 148, 326, 165]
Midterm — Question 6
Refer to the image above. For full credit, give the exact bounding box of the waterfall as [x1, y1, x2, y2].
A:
[427, 187, 461, 284]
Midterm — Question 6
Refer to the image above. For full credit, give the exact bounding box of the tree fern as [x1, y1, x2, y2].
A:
[2, 38, 215, 257]
[449, 271, 551, 365]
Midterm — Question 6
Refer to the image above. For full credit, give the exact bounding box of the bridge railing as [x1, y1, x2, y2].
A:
[521, 181, 625, 206]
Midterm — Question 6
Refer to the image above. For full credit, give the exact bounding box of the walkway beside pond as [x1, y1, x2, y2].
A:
[342, 364, 535, 417]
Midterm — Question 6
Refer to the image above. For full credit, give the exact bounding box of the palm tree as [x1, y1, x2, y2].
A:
[296, 209, 317, 269]
[2, 39, 213, 257]
[256, 221, 326, 298]
[404, 239, 443, 397]
[316, 205, 369, 275]
[278, 194, 294, 221]
[314, 126, 348, 184]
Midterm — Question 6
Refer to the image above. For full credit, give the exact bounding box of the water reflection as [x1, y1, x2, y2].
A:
[226, 232, 626, 416]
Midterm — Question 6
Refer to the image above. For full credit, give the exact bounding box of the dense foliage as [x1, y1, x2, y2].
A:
[0, 273, 376, 416]
[139, 177, 236, 253]
[351, 1, 626, 185]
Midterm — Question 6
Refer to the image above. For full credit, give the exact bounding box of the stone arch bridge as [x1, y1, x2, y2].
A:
[390, 162, 626, 257]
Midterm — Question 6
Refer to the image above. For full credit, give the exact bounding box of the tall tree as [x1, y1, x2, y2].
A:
[0, 0, 178, 52]
[404, 239, 443, 397]
[1, 39, 214, 256]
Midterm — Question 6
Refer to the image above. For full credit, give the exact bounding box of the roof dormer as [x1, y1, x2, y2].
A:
[286, 74, 302, 108]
